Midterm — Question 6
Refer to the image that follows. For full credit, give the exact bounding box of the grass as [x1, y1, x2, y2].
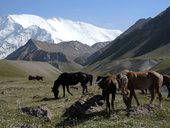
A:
[1, 76, 170, 128]
[1, 60, 170, 127]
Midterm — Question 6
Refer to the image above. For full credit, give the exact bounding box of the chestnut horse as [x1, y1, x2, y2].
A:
[96, 74, 118, 116]
[117, 71, 163, 109]
[52, 72, 93, 99]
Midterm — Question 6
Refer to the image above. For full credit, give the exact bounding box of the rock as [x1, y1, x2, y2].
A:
[63, 94, 104, 118]
[20, 106, 52, 122]
[127, 104, 160, 116]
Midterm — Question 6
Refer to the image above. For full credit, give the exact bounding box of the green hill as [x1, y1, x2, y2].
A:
[0, 60, 61, 81]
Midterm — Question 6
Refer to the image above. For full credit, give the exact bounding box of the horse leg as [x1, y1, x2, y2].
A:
[106, 94, 110, 116]
[111, 90, 116, 112]
[82, 86, 85, 94]
[66, 85, 73, 96]
[150, 88, 155, 105]
[131, 90, 140, 106]
[85, 86, 88, 93]
[156, 87, 162, 108]
[62, 85, 66, 97]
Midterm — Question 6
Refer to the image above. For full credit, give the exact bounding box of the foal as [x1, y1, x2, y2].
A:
[96, 74, 118, 116]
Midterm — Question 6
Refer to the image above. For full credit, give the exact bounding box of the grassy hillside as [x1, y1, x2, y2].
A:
[0, 60, 61, 82]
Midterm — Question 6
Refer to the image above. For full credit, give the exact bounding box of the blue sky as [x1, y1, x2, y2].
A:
[1, 0, 170, 31]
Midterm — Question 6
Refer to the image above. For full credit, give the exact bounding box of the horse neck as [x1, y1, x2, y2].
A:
[53, 80, 61, 90]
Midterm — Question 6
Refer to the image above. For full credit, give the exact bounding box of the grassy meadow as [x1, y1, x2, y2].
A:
[1, 60, 170, 128]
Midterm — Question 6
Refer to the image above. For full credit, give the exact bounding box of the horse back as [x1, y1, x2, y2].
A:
[127, 71, 163, 89]
[98, 74, 118, 92]
[59, 72, 84, 85]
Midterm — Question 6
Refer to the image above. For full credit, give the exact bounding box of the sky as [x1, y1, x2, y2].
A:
[0, 0, 170, 31]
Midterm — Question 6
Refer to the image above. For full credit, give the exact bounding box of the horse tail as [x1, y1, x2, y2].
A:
[90, 75, 93, 85]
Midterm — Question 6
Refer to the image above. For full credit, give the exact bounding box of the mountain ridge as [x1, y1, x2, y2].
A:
[0, 14, 122, 59]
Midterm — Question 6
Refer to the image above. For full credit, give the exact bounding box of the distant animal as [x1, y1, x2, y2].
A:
[117, 71, 163, 109]
[52, 72, 93, 99]
[163, 74, 170, 98]
[96, 74, 118, 116]
[35, 75, 44, 81]
[28, 75, 36, 80]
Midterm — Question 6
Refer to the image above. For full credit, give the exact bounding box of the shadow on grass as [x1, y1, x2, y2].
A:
[35, 97, 63, 102]
[54, 94, 126, 127]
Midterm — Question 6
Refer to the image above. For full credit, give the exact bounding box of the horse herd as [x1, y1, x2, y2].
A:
[51, 71, 170, 116]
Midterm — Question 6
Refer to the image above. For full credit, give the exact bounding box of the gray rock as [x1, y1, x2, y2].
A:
[20, 106, 51, 122]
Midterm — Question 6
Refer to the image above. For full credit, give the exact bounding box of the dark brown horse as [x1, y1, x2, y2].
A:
[35, 75, 44, 81]
[28, 75, 36, 80]
[117, 71, 163, 109]
[163, 74, 170, 97]
[96, 74, 118, 116]
[52, 72, 93, 99]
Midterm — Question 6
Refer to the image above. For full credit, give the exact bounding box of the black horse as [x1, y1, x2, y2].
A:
[52, 72, 93, 99]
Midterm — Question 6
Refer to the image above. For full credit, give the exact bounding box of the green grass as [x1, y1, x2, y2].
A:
[1, 76, 170, 128]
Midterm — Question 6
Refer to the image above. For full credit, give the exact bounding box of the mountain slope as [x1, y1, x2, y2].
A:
[0, 14, 122, 58]
[6, 39, 96, 66]
[90, 7, 170, 64]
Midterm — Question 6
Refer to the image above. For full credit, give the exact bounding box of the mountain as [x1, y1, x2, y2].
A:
[87, 7, 170, 73]
[0, 14, 122, 59]
[6, 39, 97, 65]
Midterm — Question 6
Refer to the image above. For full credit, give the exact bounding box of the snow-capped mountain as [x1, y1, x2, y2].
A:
[0, 14, 122, 58]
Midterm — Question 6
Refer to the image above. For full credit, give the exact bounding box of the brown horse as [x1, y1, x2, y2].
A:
[163, 74, 170, 97]
[117, 71, 163, 109]
[96, 74, 118, 116]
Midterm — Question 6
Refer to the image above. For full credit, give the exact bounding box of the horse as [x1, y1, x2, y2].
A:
[117, 71, 163, 109]
[96, 74, 118, 116]
[35, 75, 44, 81]
[52, 72, 93, 99]
[28, 75, 36, 80]
[163, 74, 170, 98]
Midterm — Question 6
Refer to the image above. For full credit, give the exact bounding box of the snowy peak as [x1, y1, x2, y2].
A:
[8, 14, 122, 45]
[0, 14, 122, 59]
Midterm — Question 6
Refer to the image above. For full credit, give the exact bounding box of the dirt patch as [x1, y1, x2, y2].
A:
[127, 104, 160, 116]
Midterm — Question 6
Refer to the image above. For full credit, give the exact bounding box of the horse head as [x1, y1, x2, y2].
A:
[116, 74, 129, 95]
[52, 79, 60, 99]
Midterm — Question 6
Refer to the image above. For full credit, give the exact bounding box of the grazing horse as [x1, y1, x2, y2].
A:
[52, 72, 93, 99]
[117, 71, 163, 109]
[96, 74, 118, 116]
[35, 75, 43, 81]
[163, 74, 170, 98]
[28, 75, 36, 80]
